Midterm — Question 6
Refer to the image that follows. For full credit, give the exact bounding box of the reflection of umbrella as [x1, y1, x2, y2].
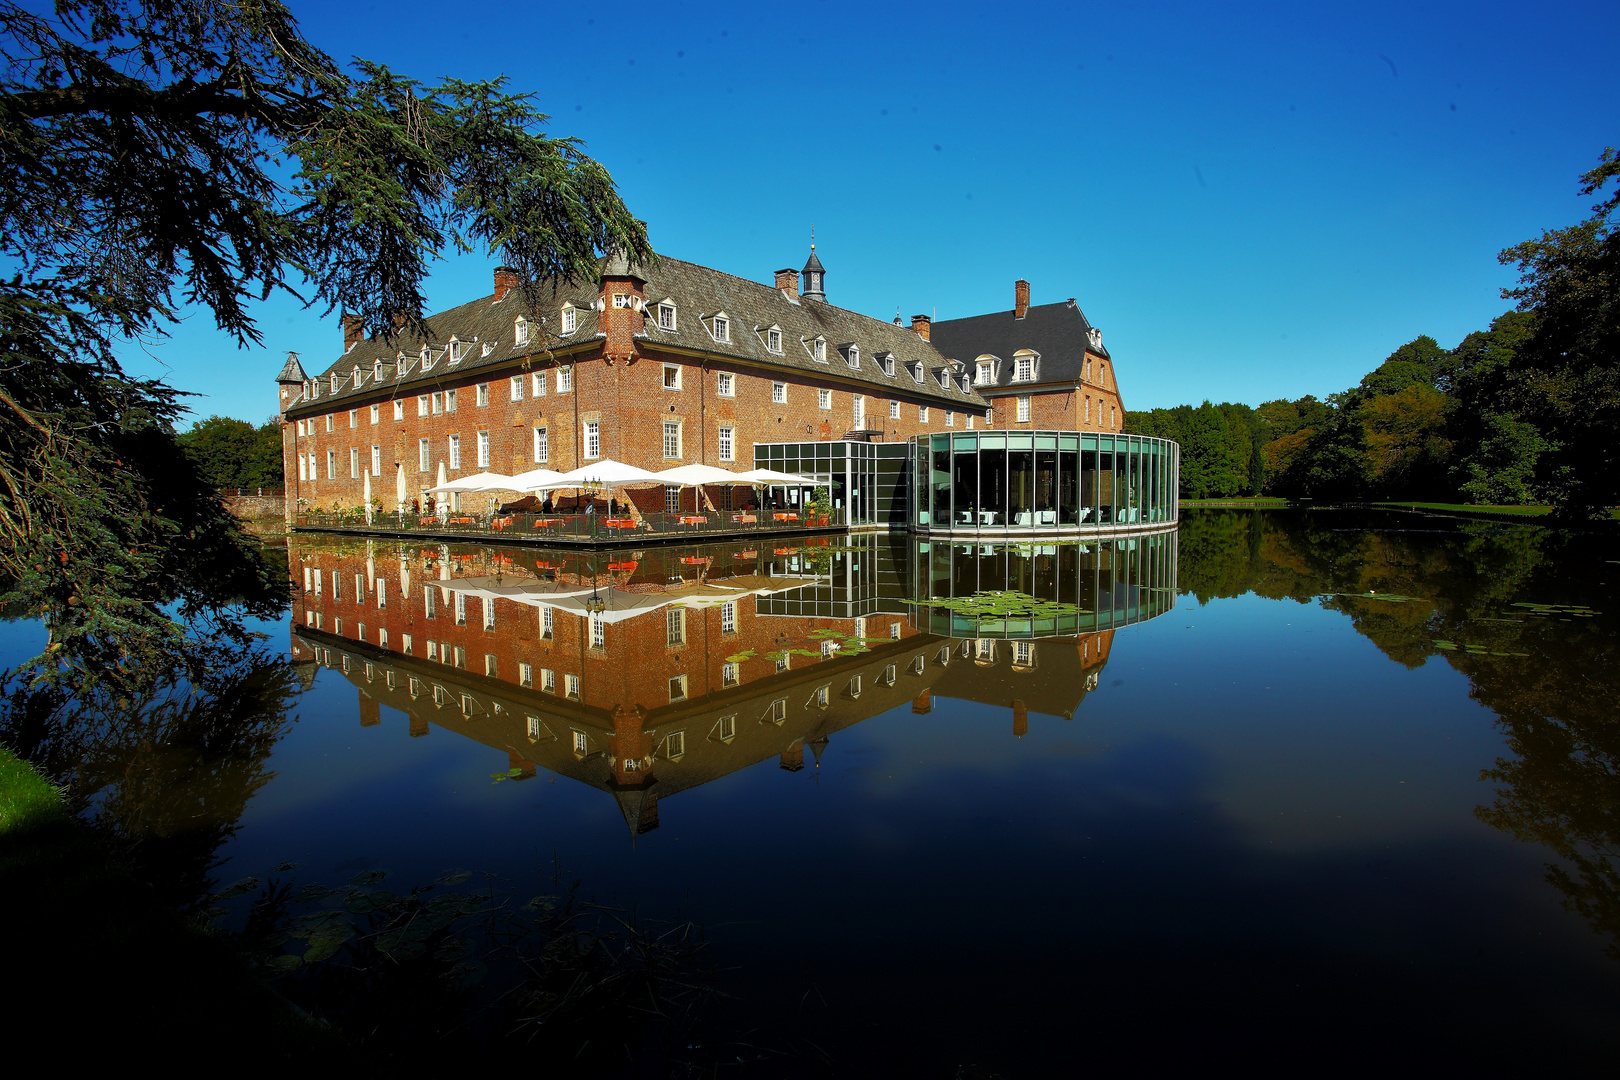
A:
[363, 469, 373, 524]
[395, 463, 407, 511]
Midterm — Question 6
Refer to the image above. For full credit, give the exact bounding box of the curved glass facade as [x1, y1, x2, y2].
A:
[910, 431, 1180, 531]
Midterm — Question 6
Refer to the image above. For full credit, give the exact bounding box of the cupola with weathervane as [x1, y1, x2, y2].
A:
[801, 243, 826, 302]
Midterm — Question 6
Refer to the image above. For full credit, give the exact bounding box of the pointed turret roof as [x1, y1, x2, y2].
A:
[802, 247, 825, 274]
[275, 351, 308, 383]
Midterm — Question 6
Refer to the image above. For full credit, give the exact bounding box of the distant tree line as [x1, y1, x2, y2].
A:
[1128, 149, 1619, 519]
[177, 416, 284, 489]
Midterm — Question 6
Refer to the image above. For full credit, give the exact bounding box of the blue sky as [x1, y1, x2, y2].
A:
[118, 0, 1619, 421]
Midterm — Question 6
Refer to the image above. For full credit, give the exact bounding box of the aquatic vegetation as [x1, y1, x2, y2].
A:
[1432, 640, 1531, 657]
[1330, 592, 1431, 604]
[906, 590, 1088, 622]
[1510, 602, 1599, 617]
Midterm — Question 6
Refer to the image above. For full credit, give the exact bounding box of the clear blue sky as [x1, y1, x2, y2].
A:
[118, 0, 1620, 423]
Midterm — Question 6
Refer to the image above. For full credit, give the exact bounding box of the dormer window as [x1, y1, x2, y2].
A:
[936, 370, 949, 390]
[351, 366, 361, 388]
[712, 314, 730, 343]
[958, 375, 971, 393]
[481, 341, 493, 357]
[844, 344, 860, 369]
[612, 292, 631, 309]
[560, 305, 576, 335]
[813, 337, 827, 363]
[514, 316, 530, 345]
[910, 361, 923, 383]
[372, 359, 383, 381]
[395, 352, 410, 377]
[447, 338, 461, 364]
[877, 352, 895, 376]
[976, 360, 995, 385]
[419, 345, 433, 372]
[766, 327, 782, 353]
[330, 374, 339, 393]
[657, 303, 676, 331]
[1014, 353, 1037, 382]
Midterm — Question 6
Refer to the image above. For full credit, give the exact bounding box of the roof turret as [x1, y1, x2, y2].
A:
[801, 243, 826, 302]
[275, 351, 307, 384]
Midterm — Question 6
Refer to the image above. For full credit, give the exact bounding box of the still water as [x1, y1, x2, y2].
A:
[9, 509, 1620, 1072]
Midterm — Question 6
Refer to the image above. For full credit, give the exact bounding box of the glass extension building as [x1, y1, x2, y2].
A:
[912, 431, 1179, 533]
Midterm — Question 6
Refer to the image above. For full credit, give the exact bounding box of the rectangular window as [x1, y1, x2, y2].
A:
[658, 304, 676, 330]
[418, 438, 430, 472]
[542, 668, 556, 693]
[721, 601, 736, 634]
[484, 653, 497, 677]
[591, 615, 605, 649]
[455, 592, 467, 626]
[713, 316, 729, 342]
[476, 383, 490, 407]
[814, 339, 826, 362]
[666, 607, 686, 646]
[772, 382, 787, 404]
[561, 307, 576, 334]
[611, 292, 630, 308]
[721, 662, 739, 688]
[483, 596, 495, 630]
[445, 389, 456, 412]
[890, 400, 900, 419]
[663, 364, 681, 390]
[393, 400, 404, 421]
[967, 414, 975, 429]
[325, 414, 334, 432]
[1016, 356, 1034, 382]
[1017, 395, 1031, 422]
[526, 715, 541, 740]
[716, 372, 733, 397]
[919, 406, 929, 423]
[665, 485, 681, 512]
[853, 395, 865, 429]
[767, 328, 782, 353]
[946, 411, 954, 427]
[718, 714, 736, 739]
[541, 605, 553, 639]
[378, 627, 388, 648]
[299, 454, 308, 481]
[452, 646, 465, 669]
[718, 426, 734, 462]
[669, 674, 688, 702]
[519, 662, 533, 687]
[326, 449, 335, 479]
[557, 366, 572, 393]
[418, 395, 429, 417]
[427, 641, 437, 661]
[448, 434, 461, 470]
[349, 409, 357, 428]
[349, 447, 359, 478]
[585, 421, 600, 458]
[371, 445, 381, 476]
[532, 426, 548, 463]
[818, 389, 831, 410]
[423, 586, 435, 619]
[431, 392, 443, 415]
[564, 673, 580, 700]
[663, 421, 681, 459]
[573, 730, 588, 754]
[477, 430, 490, 468]
[771, 699, 788, 723]
[666, 730, 685, 758]
[514, 318, 529, 345]
[510, 376, 523, 401]
[376, 577, 386, 607]
[531, 372, 546, 397]
[370, 404, 379, 425]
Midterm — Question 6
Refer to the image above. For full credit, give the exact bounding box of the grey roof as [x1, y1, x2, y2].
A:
[287, 255, 986, 416]
[276, 352, 308, 383]
[802, 248, 825, 273]
[928, 299, 1110, 392]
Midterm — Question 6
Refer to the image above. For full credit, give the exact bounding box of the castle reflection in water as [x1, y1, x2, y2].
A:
[288, 529, 1177, 833]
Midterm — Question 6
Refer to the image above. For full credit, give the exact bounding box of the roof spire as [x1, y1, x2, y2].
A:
[801, 226, 826, 302]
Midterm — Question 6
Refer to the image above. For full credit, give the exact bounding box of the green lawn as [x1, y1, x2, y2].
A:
[1369, 501, 1553, 517]
[1180, 497, 1291, 507]
[0, 745, 66, 841]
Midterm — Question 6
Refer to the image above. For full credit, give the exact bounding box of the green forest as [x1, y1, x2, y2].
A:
[1129, 150, 1619, 519]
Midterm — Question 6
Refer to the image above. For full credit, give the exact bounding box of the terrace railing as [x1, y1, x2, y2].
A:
[293, 506, 847, 540]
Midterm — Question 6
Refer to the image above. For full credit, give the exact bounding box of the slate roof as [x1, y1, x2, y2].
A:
[928, 299, 1110, 393]
[275, 352, 308, 383]
[285, 255, 987, 417]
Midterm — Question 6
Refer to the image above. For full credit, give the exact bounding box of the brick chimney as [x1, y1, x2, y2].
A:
[910, 314, 931, 341]
[1014, 279, 1030, 319]
[342, 313, 364, 351]
[1013, 699, 1028, 738]
[774, 268, 799, 299]
[493, 266, 519, 302]
[779, 742, 805, 772]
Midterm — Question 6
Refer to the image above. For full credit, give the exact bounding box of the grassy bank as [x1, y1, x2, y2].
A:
[1180, 497, 1292, 508]
[0, 745, 339, 1063]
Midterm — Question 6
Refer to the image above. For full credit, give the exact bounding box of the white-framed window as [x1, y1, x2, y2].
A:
[919, 406, 929, 423]
[1111, 404, 1117, 428]
[514, 317, 529, 345]
[393, 400, 404, 421]
[775, 654, 789, 672]
[446, 388, 456, 411]
[890, 400, 900, 419]
[977, 360, 995, 384]
[418, 438, 430, 472]
[476, 430, 490, 467]
[432, 392, 444, 415]
[774, 697, 791, 722]
[947, 411, 955, 427]
[1017, 395, 1031, 422]
[541, 668, 556, 693]
[818, 389, 831, 410]
[510, 375, 523, 401]
[721, 600, 737, 634]
[813, 337, 827, 363]
[370, 404, 380, 424]
[348, 447, 358, 478]
[721, 662, 739, 688]
[937, 370, 949, 390]
[455, 592, 467, 625]
[447, 339, 462, 365]
[666, 607, 686, 646]
[519, 662, 533, 688]
[846, 344, 859, 369]
[298, 453, 308, 481]
[591, 614, 605, 649]
[326, 449, 335, 478]
[557, 366, 572, 393]
[985, 408, 993, 423]
[712, 315, 729, 342]
[662, 364, 682, 391]
[665, 485, 681, 513]
[572, 729, 588, 754]
[911, 362, 924, 384]
[418, 394, 429, 417]
[532, 426, 548, 463]
[718, 426, 734, 462]
[967, 414, 975, 429]
[662, 420, 681, 459]
[853, 395, 865, 429]
[448, 434, 461, 470]
[1015, 355, 1034, 382]
[879, 353, 895, 376]
[565, 674, 581, 701]
[665, 730, 685, 758]
[419, 345, 431, 372]
[324, 413, 334, 432]
[717, 714, 736, 740]
[716, 372, 734, 397]
[476, 383, 489, 407]
[349, 409, 357, 428]
[330, 375, 339, 394]
[561, 305, 576, 335]
[821, 639, 837, 658]
[541, 605, 554, 639]
[767, 327, 782, 353]
[371, 445, 381, 476]
[531, 371, 546, 397]
[669, 674, 688, 702]
[657, 303, 676, 331]
[484, 654, 497, 677]
[612, 291, 631, 309]
[585, 421, 600, 458]
[1085, 396, 1091, 422]
[772, 382, 787, 404]
[1013, 641, 1034, 667]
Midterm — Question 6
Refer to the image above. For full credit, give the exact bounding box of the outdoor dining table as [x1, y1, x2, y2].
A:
[532, 517, 564, 528]
[773, 512, 799, 522]
[678, 515, 709, 526]
[603, 518, 638, 530]
[732, 513, 758, 524]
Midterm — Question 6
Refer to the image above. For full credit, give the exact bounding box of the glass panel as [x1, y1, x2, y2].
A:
[979, 446, 1006, 526]
[1035, 448, 1057, 526]
[1081, 447, 1098, 524]
[952, 448, 978, 527]
[1060, 434, 1080, 451]
[932, 442, 952, 525]
[979, 434, 1006, 450]
[1008, 447, 1034, 526]
[1009, 433, 1034, 450]
[952, 435, 976, 451]
[1097, 440, 1115, 524]
[1036, 434, 1058, 450]
[1058, 449, 1079, 525]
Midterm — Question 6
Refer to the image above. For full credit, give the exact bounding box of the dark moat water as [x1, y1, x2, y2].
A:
[5, 508, 1618, 1072]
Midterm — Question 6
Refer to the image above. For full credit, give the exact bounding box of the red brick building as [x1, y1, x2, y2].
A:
[276, 249, 1125, 517]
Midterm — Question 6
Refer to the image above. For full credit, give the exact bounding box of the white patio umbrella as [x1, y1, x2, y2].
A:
[435, 461, 448, 517]
[362, 469, 373, 524]
[653, 463, 746, 513]
[395, 462, 407, 512]
[508, 467, 567, 491]
[545, 459, 666, 487]
[733, 467, 818, 484]
[426, 471, 515, 493]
